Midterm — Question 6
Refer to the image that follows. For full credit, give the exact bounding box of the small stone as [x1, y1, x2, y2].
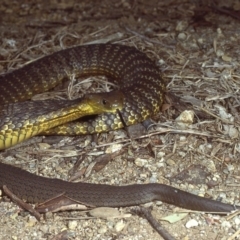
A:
[90, 207, 121, 219]
[166, 159, 175, 166]
[223, 168, 229, 174]
[217, 28, 222, 34]
[140, 173, 147, 179]
[135, 158, 148, 167]
[218, 192, 227, 200]
[45, 211, 54, 220]
[221, 220, 231, 229]
[197, 38, 204, 44]
[186, 219, 198, 228]
[10, 212, 18, 220]
[158, 59, 165, 65]
[234, 217, 240, 226]
[0, 47, 9, 57]
[155, 201, 163, 206]
[157, 151, 165, 158]
[222, 55, 232, 62]
[115, 220, 125, 232]
[175, 110, 194, 129]
[156, 162, 166, 168]
[98, 225, 107, 234]
[106, 143, 123, 153]
[40, 225, 49, 234]
[227, 164, 235, 172]
[178, 32, 187, 40]
[224, 157, 231, 163]
[179, 136, 186, 142]
[179, 151, 187, 157]
[38, 143, 51, 150]
[149, 174, 157, 183]
[236, 143, 240, 153]
[203, 159, 216, 172]
[26, 216, 38, 227]
[68, 220, 78, 230]
[228, 126, 239, 139]
[216, 49, 224, 57]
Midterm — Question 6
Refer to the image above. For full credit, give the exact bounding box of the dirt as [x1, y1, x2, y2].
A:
[0, 0, 240, 239]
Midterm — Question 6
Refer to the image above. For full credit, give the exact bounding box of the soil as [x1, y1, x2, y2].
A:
[0, 0, 240, 239]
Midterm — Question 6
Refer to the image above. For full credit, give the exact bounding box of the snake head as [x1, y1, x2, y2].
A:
[83, 90, 124, 114]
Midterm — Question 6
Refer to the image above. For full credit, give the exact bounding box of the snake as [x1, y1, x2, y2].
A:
[0, 44, 239, 213]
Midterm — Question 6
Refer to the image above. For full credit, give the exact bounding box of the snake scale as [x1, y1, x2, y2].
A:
[0, 44, 239, 213]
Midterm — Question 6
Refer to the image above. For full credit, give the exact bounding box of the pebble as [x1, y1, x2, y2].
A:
[140, 173, 147, 179]
[236, 143, 240, 153]
[197, 38, 204, 44]
[219, 192, 227, 200]
[157, 151, 165, 158]
[155, 201, 163, 206]
[203, 159, 216, 172]
[226, 125, 238, 138]
[98, 225, 108, 234]
[156, 162, 166, 168]
[175, 110, 194, 129]
[90, 207, 121, 219]
[227, 164, 235, 172]
[68, 220, 78, 230]
[186, 219, 198, 228]
[26, 216, 38, 227]
[149, 174, 157, 183]
[234, 217, 240, 226]
[115, 220, 125, 232]
[179, 151, 187, 157]
[179, 136, 186, 141]
[178, 32, 187, 40]
[217, 28, 222, 34]
[224, 156, 231, 163]
[106, 143, 123, 153]
[135, 158, 148, 167]
[221, 220, 231, 229]
[40, 225, 49, 234]
[166, 159, 175, 166]
[216, 49, 224, 57]
[38, 142, 51, 150]
[222, 55, 232, 62]
[223, 168, 229, 174]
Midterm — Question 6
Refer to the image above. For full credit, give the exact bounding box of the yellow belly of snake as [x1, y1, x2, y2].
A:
[0, 44, 165, 149]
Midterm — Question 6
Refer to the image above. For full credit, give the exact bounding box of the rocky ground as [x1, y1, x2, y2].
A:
[0, 0, 240, 239]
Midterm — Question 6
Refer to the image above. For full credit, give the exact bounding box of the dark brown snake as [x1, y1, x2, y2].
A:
[0, 44, 239, 213]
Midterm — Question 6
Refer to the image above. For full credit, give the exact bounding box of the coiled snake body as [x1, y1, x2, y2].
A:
[0, 44, 238, 213]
